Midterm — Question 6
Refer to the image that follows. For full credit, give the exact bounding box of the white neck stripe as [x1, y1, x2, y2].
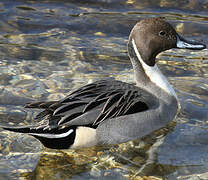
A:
[29, 129, 73, 139]
[132, 39, 177, 98]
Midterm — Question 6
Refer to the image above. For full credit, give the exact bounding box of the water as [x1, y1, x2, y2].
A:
[0, 0, 207, 179]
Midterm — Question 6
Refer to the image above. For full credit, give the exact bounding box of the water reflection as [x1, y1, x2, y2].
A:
[0, 0, 207, 179]
[21, 120, 177, 179]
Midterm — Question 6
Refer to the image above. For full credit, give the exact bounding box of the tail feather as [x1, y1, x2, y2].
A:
[31, 127, 76, 149]
[1, 125, 76, 149]
[24, 101, 57, 108]
[1, 125, 33, 133]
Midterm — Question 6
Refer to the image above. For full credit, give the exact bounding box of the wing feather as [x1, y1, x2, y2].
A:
[53, 101, 87, 116]
[23, 80, 154, 130]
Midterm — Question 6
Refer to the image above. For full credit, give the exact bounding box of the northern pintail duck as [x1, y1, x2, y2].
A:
[1, 17, 206, 149]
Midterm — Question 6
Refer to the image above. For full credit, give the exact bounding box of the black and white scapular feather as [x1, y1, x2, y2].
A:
[3, 80, 156, 149]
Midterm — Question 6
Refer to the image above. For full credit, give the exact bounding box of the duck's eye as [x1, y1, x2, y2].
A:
[159, 31, 166, 36]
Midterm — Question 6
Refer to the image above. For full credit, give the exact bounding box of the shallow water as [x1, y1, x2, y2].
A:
[0, 0, 208, 179]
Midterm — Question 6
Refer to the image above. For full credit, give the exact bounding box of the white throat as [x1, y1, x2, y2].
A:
[132, 39, 177, 98]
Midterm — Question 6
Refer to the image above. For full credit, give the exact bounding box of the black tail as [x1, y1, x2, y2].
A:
[1, 125, 33, 133]
[1, 125, 76, 149]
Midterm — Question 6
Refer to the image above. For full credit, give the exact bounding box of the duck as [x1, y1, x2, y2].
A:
[1, 17, 206, 149]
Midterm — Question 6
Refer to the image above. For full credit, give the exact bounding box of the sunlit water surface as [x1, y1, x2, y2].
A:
[0, 0, 208, 179]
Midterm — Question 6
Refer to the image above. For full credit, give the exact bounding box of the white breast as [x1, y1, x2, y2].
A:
[132, 39, 177, 99]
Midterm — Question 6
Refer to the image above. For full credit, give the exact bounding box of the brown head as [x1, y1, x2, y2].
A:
[128, 17, 206, 66]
